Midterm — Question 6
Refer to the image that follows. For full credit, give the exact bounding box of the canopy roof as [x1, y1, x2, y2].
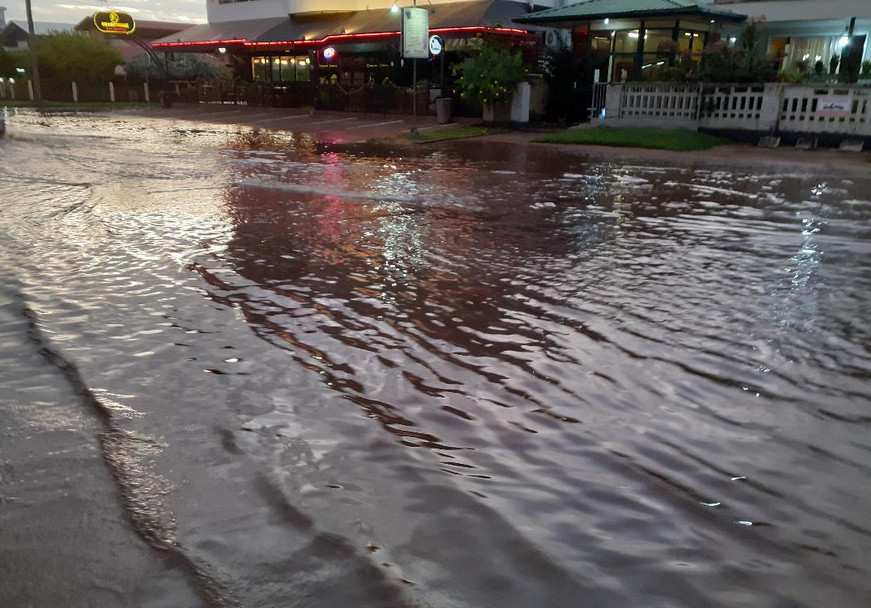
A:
[152, 1, 533, 51]
[516, 0, 746, 24]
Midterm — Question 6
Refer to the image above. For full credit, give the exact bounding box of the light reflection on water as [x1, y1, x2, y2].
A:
[1, 112, 871, 608]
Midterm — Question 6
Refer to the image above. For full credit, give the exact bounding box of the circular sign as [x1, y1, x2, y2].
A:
[429, 35, 443, 56]
[323, 47, 337, 61]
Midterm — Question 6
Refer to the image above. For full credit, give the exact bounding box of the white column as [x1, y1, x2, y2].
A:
[760, 83, 784, 132]
[109, 82, 115, 103]
[71, 81, 79, 103]
[605, 84, 624, 120]
[143, 82, 150, 103]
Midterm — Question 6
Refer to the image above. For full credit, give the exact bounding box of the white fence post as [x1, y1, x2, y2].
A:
[143, 82, 150, 103]
[760, 83, 783, 132]
[605, 84, 624, 120]
[71, 81, 79, 103]
[109, 82, 115, 103]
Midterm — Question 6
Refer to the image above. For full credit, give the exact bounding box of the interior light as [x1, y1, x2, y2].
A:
[390, 4, 399, 14]
[218, 47, 226, 54]
[0, 77, 4, 83]
[290, 58, 296, 64]
[305, 57, 311, 64]
[9, 78, 14, 84]
[838, 36, 849, 48]
[710, 19, 715, 23]
[604, 18, 609, 25]
[628, 31, 639, 38]
[815, 55, 822, 61]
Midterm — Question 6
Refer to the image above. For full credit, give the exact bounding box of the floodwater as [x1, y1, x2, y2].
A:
[1, 112, 870, 608]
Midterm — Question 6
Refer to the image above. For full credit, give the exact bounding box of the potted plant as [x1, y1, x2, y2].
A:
[453, 45, 527, 125]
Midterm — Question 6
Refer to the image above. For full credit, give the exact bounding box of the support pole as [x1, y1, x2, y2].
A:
[25, 0, 42, 103]
[412, 0, 418, 118]
[109, 81, 115, 102]
[71, 81, 78, 103]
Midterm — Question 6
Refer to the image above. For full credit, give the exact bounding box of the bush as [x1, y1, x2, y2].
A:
[14, 32, 123, 84]
[0, 47, 19, 78]
[125, 53, 229, 82]
[701, 22, 780, 83]
[453, 45, 526, 108]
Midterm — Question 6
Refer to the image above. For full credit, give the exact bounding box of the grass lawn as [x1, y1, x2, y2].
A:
[2, 100, 156, 110]
[410, 125, 505, 143]
[534, 127, 732, 151]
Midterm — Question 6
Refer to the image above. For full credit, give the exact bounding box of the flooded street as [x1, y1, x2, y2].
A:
[1, 112, 870, 608]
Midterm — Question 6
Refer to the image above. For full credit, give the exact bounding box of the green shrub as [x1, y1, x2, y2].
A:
[453, 45, 526, 108]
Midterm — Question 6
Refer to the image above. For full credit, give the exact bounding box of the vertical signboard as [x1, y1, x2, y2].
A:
[402, 8, 429, 59]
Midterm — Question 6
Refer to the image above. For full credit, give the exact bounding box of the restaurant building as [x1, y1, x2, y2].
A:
[152, 0, 544, 110]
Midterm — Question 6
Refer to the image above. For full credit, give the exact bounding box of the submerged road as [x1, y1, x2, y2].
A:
[1, 111, 871, 608]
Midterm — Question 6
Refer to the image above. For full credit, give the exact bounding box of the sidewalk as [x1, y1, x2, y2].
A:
[139, 103, 478, 142]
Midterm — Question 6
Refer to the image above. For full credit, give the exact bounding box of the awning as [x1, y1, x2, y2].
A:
[515, 0, 746, 25]
[152, 17, 289, 49]
[152, 1, 533, 52]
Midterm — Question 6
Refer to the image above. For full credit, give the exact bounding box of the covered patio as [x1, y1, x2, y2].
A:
[516, 0, 746, 84]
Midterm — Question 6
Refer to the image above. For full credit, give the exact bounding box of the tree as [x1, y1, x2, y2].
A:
[15, 32, 123, 83]
[453, 45, 527, 108]
[701, 22, 779, 83]
[542, 41, 581, 122]
[0, 47, 18, 78]
[125, 53, 229, 82]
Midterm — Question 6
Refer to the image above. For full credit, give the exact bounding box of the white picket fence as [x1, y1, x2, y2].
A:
[603, 83, 871, 137]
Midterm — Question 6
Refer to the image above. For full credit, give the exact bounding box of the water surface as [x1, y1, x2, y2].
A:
[1, 112, 870, 608]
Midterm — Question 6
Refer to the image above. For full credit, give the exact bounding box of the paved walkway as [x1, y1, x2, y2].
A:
[139, 103, 476, 142]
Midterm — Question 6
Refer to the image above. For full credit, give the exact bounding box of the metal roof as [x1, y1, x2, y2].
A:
[152, 17, 288, 45]
[516, 0, 746, 23]
[258, 1, 533, 43]
[153, 1, 534, 48]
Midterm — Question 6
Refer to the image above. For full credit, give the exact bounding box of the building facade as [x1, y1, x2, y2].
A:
[154, 0, 551, 111]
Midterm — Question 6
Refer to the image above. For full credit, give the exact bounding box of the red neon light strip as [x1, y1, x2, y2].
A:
[153, 38, 246, 48]
[152, 27, 529, 49]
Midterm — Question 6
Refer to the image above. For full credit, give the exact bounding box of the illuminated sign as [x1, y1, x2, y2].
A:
[323, 47, 337, 61]
[93, 11, 136, 35]
[429, 34, 443, 56]
[401, 8, 429, 59]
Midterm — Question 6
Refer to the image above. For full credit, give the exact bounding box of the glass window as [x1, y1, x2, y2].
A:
[612, 57, 635, 82]
[679, 32, 705, 54]
[296, 56, 310, 82]
[613, 30, 639, 53]
[641, 54, 668, 72]
[252, 57, 268, 82]
[644, 29, 675, 54]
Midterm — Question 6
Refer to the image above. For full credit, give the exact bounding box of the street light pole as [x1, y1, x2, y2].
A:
[412, 0, 417, 118]
[25, 0, 42, 103]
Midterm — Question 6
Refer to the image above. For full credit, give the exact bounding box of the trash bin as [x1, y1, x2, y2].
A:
[436, 97, 452, 125]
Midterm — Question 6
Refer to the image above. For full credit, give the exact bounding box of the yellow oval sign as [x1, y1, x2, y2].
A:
[93, 11, 136, 35]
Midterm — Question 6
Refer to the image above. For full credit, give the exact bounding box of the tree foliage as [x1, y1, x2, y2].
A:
[125, 53, 229, 82]
[0, 47, 19, 78]
[15, 32, 124, 83]
[453, 45, 527, 107]
[542, 41, 581, 122]
[700, 22, 780, 83]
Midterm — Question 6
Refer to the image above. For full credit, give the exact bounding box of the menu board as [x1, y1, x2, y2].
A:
[402, 8, 429, 59]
